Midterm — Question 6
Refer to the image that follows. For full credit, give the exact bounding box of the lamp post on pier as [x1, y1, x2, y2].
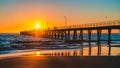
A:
[64, 16, 67, 29]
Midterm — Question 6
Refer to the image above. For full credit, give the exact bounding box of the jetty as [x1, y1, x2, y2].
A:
[20, 20, 120, 56]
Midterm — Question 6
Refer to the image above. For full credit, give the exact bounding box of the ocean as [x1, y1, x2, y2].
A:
[0, 33, 120, 56]
[0, 33, 42, 54]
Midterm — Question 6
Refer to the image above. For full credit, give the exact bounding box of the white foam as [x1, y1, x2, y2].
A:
[0, 49, 37, 59]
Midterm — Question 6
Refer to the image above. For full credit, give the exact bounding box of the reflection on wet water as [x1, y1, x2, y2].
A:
[39, 46, 120, 56]
[0, 34, 120, 56]
[36, 51, 41, 56]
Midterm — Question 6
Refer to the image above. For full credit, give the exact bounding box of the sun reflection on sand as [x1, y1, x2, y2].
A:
[38, 46, 120, 56]
[35, 52, 41, 56]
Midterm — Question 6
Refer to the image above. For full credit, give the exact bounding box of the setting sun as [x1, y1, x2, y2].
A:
[35, 24, 40, 29]
[36, 52, 41, 56]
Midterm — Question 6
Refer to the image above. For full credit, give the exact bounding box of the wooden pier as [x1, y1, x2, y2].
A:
[20, 20, 120, 56]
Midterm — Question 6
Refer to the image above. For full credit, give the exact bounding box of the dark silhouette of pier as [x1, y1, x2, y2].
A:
[20, 20, 120, 56]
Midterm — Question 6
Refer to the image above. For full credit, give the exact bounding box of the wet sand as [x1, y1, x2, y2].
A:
[0, 56, 120, 68]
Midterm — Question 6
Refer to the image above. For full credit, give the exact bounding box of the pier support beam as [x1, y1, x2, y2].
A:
[61, 31, 64, 40]
[80, 30, 83, 56]
[73, 30, 77, 41]
[54, 31, 56, 39]
[50, 31, 52, 38]
[88, 29, 92, 56]
[67, 30, 70, 41]
[43, 31, 45, 38]
[63, 31, 66, 40]
[47, 31, 50, 38]
[108, 28, 111, 56]
[52, 31, 54, 39]
[53, 31, 55, 39]
[46, 31, 49, 38]
[97, 29, 101, 56]
[56, 32, 58, 39]
[65, 31, 67, 40]
[57, 31, 60, 39]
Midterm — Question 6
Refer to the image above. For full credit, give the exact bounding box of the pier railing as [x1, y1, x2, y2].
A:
[48, 20, 120, 30]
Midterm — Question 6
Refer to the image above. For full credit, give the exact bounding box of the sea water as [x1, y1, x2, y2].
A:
[0, 33, 120, 56]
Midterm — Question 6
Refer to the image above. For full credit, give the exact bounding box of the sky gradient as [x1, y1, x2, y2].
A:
[0, 0, 120, 33]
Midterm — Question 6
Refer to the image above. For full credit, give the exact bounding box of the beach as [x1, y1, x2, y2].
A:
[0, 46, 120, 60]
[0, 56, 120, 68]
[0, 33, 120, 55]
[0, 34, 120, 68]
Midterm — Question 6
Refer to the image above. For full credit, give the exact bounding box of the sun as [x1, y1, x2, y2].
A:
[36, 51, 41, 56]
[35, 24, 40, 29]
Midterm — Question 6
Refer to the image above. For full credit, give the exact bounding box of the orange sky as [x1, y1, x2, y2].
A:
[0, 0, 120, 33]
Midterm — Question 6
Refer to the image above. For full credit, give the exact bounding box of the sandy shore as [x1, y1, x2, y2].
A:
[0, 56, 120, 68]
[0, 46, 119, 68]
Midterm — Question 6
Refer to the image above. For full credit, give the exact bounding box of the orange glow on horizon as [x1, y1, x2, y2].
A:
[0, 0, 120, 33]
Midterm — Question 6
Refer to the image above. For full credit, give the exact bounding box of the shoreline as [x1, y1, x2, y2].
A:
[0, 46, 120, 59]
